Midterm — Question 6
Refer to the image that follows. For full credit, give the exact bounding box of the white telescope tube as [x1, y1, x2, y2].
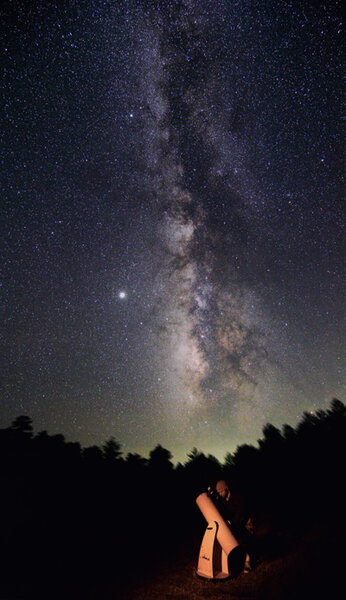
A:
[196, 492, 239, 555]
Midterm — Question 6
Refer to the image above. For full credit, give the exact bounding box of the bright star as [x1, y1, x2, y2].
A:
[119, 291, 127, 299]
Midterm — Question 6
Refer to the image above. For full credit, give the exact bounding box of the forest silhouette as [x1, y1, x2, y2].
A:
[0, 398, 345, 599]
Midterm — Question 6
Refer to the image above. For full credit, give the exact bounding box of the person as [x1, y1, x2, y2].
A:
[213, 479, 253, 573]
[216, 479, 231, 501]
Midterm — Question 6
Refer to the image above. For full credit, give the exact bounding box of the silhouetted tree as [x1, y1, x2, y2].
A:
[102, 437, 122, 462]
[282, 423, 295, 441]
[149, 444, 173, 471]
[186, 447, 202, 462]
[232, 443, 260, 476]
[329, 397, 346, 416]
[10, 415, 33, 436]
[126, 452, 148, 468]
[224, 451, 235, 469]
[183, 447, 223, 495]
[83, 445, 103, 463]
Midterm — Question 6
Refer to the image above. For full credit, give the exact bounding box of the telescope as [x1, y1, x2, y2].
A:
[195, 492, 246, 579]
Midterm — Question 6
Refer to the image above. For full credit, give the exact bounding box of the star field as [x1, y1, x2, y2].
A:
[1, 0, 344, 463]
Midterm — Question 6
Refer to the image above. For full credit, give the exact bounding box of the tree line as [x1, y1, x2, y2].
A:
[0, 398, 345, 597]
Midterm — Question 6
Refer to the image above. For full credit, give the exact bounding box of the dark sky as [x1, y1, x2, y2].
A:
[1, 0, 344, 463]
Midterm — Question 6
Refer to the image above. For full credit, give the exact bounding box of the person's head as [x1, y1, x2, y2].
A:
[216, 479, 230, 501]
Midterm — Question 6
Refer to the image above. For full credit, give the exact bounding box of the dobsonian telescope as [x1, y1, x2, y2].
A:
[196, 491, 246, 579]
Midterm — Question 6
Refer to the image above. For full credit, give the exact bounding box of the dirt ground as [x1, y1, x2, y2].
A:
[0, 527, 343, 600]
[111, 528, 344, 600]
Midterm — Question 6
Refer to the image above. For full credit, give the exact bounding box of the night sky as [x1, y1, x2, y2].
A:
[1, 0, 344, 463]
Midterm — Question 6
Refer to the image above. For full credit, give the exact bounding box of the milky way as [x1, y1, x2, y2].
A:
[1, 0, 344, 462]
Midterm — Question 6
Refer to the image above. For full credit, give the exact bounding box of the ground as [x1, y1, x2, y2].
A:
[110, 526, 343, 600]
[0, 525, 342, 600]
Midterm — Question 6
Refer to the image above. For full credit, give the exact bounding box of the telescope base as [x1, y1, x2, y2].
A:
[196, 521, 230, 580]
[196, 570, 230, 580]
